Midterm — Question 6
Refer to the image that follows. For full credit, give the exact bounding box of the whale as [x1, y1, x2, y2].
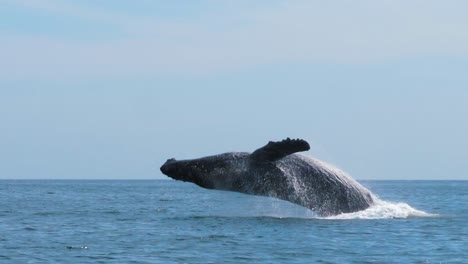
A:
[160, 138, 375, 216]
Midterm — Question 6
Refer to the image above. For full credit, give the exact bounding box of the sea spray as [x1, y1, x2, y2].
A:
[322, 198, 437, 219]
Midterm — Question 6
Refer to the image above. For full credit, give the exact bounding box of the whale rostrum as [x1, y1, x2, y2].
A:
[160, 138, 375, 216]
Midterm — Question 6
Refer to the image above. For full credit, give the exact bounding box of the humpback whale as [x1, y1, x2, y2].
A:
[160, 138, 375, 216]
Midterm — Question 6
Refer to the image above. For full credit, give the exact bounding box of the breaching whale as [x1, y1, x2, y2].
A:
[160, 138, 375, 216]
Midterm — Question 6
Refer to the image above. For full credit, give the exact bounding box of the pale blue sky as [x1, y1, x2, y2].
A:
[1, 1, 467, 180]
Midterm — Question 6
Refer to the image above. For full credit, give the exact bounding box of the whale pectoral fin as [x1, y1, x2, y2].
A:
[250, 138, 310, 162]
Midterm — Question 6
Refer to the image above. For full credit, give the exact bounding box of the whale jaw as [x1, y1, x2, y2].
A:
[160, 158, 194, 182]
[160, 158, 177, 177]
[160, 158, 214, 188]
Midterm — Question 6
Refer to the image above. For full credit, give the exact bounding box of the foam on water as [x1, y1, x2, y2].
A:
[322, 198, 438, 220]
[240, 198, 437, 220]
[220, 194, 436, 220]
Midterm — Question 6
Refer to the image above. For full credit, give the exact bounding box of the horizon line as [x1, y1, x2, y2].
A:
[0, 178, 466, 181]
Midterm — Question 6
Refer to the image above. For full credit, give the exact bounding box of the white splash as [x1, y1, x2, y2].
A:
[322, 198, 438, 220]
[293, 154, 437, 219]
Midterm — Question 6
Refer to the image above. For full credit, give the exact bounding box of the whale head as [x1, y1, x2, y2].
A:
[160, 153, 249, 190]
[159, 158, 179, 176]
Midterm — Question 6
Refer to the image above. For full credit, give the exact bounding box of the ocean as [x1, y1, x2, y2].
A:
[1, 180, 466, 263]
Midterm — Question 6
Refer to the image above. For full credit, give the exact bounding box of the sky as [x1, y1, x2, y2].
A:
[1, 0, 468, 180]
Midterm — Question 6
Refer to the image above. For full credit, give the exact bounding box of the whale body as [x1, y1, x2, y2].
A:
[160, 138, 375, 216]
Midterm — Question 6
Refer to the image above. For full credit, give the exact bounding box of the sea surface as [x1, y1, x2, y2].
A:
[0, 180, 466, 263]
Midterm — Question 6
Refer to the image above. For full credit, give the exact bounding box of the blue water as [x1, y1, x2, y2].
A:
[1, 180, 466, 263]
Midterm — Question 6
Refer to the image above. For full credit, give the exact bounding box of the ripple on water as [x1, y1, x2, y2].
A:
[0, 180, 465, 263]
